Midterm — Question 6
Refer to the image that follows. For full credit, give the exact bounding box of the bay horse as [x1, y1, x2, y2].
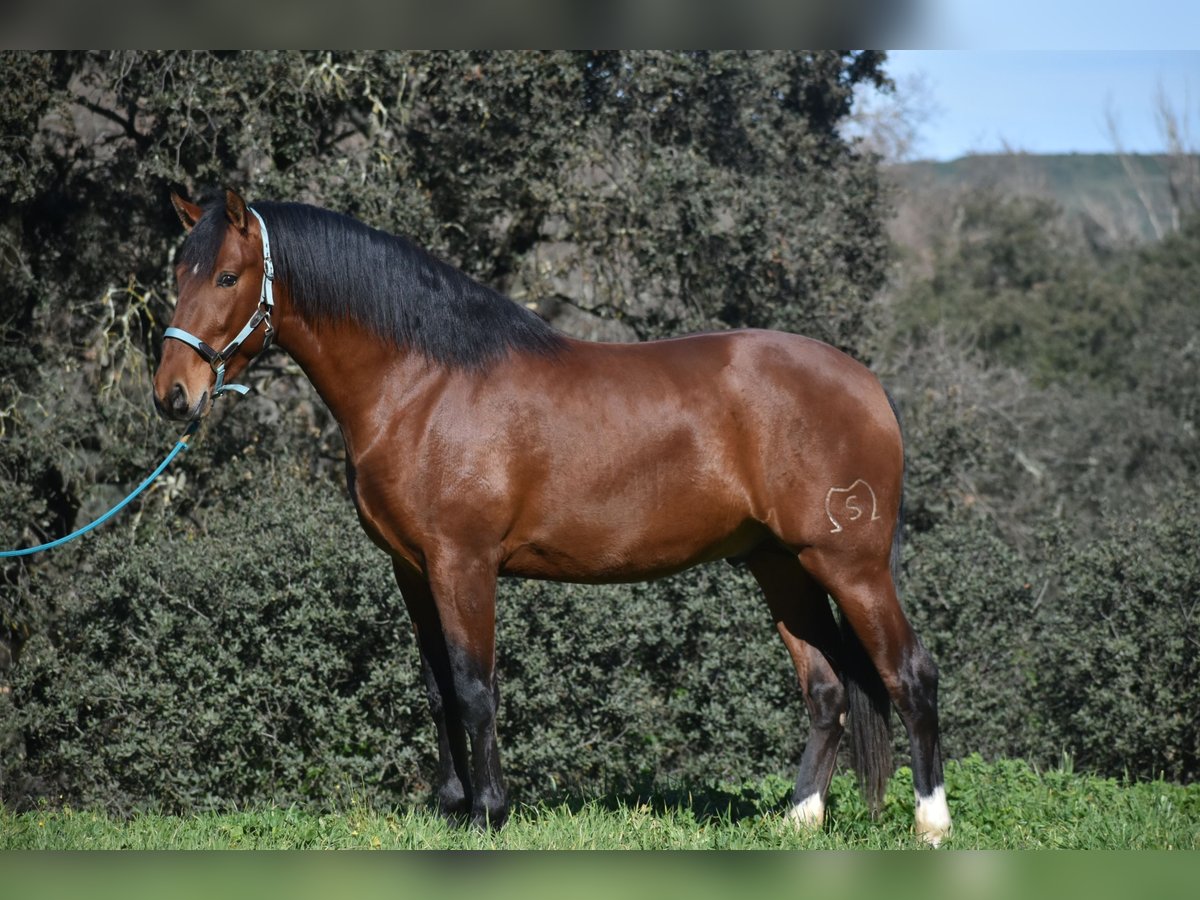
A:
[153, 188, 950, 845]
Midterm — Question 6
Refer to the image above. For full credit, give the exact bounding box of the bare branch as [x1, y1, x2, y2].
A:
[1104, 97, 1165, 240]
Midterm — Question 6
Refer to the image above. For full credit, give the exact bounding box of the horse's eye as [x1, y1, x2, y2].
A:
[217, 272, 238, 288]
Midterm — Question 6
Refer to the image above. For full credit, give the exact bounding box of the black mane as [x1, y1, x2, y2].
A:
[179, 198, 565, 370]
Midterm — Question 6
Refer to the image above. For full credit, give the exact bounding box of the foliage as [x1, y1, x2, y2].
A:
[0, 50, 890, 359]
[8, 467, 417, 812]
[1031, 493, 1200, 782]
[883, 192, 1200, 551]
[6, 458, 808, 812]
[900, 515, 1038, 762]
[892, 189, 1134, 386]
[8, 460, 1196, 812]
[896, 489, 1200, 783]
[528, 50, 890, 345]
[881, 193, 1200, 784]
[889, 187, 1200, 401]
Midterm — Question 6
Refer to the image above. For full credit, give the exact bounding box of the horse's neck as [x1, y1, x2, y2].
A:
[275, 309, 439, 460]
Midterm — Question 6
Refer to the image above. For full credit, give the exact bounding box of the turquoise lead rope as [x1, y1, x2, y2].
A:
[0, 420, 198, 558]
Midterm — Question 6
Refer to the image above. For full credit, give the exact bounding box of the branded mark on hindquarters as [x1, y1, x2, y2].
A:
[825, 479, 881, 534]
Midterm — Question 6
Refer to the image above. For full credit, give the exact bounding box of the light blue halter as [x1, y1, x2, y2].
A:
[163, 207, 276, 398]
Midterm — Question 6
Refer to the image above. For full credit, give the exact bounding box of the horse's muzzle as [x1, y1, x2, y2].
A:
[154, 383, 208, 422]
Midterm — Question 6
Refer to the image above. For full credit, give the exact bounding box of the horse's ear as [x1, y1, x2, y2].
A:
[170, 190, 203, 233]
[224, 188, 248, 234]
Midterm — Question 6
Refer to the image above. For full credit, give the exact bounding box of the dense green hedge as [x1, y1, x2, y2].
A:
[6, 469, 1196, 812]
[1033, 497, 1200, 781]
[904, 495, 1200, 783]
[6, 458, 806, 812]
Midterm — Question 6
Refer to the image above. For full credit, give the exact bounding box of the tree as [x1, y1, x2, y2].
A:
[1, 50, 896, 810]
[1, 49, 894, 551]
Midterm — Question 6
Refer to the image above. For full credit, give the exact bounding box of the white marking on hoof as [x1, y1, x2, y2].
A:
[838, 712, 846, 728]
[914, 785, 952, 847]
[786, 792, 825, 830]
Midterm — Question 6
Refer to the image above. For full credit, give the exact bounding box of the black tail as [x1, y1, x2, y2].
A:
[840, 388, 905, 817]
[841, 614, 893, 817]
[884, 388, 906, 593]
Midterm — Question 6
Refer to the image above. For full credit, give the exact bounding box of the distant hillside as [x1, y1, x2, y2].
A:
[889, 153, 1195, 246]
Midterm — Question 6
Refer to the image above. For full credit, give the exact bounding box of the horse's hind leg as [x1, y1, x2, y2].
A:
[801, 549, 950, 846]
[747, 548, 846, 830]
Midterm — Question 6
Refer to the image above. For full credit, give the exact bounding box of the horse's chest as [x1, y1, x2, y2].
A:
[344, 457, 424, 568]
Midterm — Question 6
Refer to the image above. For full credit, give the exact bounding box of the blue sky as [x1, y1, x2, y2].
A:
[880, 2, 1200, 161]
[919, 0, 1200, 51]
[884, 51, 1198, 161]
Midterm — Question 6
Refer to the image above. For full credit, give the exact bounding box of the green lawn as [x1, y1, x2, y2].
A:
[3, 756, 1197, 850]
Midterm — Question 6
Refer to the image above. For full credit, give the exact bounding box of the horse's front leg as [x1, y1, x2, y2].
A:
[394, 562, 472, 820]
[426, 548, 507, 829]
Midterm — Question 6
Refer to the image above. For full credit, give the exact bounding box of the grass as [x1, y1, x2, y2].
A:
[2, 756, 1197, 850]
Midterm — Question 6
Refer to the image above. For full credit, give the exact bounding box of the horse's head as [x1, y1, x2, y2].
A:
[154, 188, 274, 421]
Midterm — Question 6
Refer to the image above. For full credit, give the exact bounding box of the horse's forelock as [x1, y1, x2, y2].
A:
[177, 196, 228, 277]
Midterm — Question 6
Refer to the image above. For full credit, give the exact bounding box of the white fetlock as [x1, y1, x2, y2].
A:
[914, 786, 952, 847]
[786, 792, 826, 830]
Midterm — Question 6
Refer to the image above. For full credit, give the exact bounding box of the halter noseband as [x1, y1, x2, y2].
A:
[164, 207, 276, 398]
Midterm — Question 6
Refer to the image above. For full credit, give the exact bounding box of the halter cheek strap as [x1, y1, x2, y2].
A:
[164, 206, 276, 398]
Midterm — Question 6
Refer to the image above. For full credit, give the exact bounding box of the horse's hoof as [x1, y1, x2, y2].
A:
[437, 791, 471, 826]
[466, 786, 509, 830]
[916, 824, 951, 847]
[470, 807, 509, 831]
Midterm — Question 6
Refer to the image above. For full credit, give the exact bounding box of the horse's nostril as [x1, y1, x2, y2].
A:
[169, 383, 188, 416]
